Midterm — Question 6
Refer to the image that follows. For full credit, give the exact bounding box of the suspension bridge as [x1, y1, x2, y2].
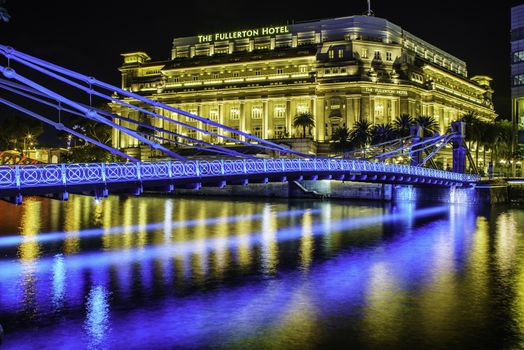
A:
[0, 44, 480, 204]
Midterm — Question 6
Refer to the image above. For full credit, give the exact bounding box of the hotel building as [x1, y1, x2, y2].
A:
[112, 14, 497, 156]
[512, 4, 524, 145]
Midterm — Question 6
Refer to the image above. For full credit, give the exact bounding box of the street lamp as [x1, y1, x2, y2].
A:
[22, 134, 32, 156]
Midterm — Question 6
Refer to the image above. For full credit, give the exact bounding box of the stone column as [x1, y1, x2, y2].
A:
[311, 97, 316, 140]
[263, 99, 269, 139]
[316, 97, 325, 142]
[286, 98, 292, 137]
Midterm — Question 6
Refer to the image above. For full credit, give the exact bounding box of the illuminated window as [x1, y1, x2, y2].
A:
[374, 51, 381, 60]
[251, 106, 263, 119]
[230, 107, 240, 120]
[514, 74, 524, 86]
[374, 102, 384, 117]
[386, 51, 392, 61]
[253, 126, 262, 137]
[329, 50, 334, 59]
[186, 109, 198, 122]
[297, 103, 309, 114]
[338, 49, 344, 58]
[361, 49, 368, 58]
[209, 108, 219, 121]
[514, 51, 524, 63]
[188, 129, 197, 139]
[275, 124, 286, 138]
[274, 104, 286, 118]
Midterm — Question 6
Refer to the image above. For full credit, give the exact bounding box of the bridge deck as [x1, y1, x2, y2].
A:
[0, 158, 479, 203]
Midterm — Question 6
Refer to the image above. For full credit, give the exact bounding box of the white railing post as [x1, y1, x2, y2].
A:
[61, 164, 67, 186]
[15, 165, 21, 190]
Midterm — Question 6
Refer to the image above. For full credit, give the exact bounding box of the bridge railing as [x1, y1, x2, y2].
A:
[0, 159, 480, 190]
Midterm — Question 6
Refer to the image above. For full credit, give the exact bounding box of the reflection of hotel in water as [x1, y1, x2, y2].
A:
[112, 14, 496, 154]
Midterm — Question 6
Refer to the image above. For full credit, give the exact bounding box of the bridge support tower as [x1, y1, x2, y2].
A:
[451, 122, 466, 174]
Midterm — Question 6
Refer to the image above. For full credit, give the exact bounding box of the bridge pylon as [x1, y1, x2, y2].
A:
[451, 121, 466, 174]
[410, 125, 423, 167]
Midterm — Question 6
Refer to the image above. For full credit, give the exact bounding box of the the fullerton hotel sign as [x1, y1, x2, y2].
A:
[197, 25, 290, 43]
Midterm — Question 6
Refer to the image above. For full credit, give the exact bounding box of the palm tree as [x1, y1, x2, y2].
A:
[459, 113, 485, 168]
[481, 121, 499, 167]
[414, 115, 439, 137]
[370, 123, 398, 154]
[331, 126, 351, 152]
[393, 114, 414, 138]
[349, 120, 372, 150]
[293, 112, 315, 138]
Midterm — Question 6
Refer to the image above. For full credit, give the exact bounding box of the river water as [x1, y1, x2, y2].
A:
[0, 195, 523, 349]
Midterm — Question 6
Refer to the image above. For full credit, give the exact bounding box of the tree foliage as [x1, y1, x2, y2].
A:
[293, 112, 315, 138]
[349, 120, 372, 149]
[331, 126, 351, 152]
[0, 113, 44, 150]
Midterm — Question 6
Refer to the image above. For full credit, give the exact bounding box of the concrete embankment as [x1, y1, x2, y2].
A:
[157, 180, 513, 205]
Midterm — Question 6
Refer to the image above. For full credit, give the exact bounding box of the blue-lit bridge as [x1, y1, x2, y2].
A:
[0, 159, 479, 204]
[0, 44, 481, 204]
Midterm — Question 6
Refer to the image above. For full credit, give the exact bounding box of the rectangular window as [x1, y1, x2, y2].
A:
[275, 124, 286, 138]
[209, 108, 219, 121]
[374, 103, 384, 117]
[374, 51, 381, 60]
[386, 51, 392, 61]
[514, 51, 524, 63]
[338, 49, 344, 58]
[255, 70, 261, 76]
[230, 107, 240, 120]
[296, 103, 309, 114]
[361, 49, 368, 58]
[299, 65, 308, 73]
[274, 104, 286, 118]
[253, 126, 262, 138]
[251, 106, 263, 119]
[277, 68, 284, 74]
[186, 109, 198, 122]
[329, 50, 334, 59]
[514, 74, 524, 86]
[188, 129, 197, 139]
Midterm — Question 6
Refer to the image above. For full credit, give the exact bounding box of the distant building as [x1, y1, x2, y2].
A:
[112, 14, 497, 157]
[512, 4, 524, 144]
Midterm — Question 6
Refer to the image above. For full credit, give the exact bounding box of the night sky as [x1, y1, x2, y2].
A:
[0, 0, 522, 145]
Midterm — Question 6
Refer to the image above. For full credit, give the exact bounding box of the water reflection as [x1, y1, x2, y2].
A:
[84, 285, 110, 349]
[0, 196, 523, 349]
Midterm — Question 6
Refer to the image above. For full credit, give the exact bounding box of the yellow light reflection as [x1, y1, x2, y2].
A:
[18, 197, 42, 320]
[299, 209, 314, 271]
[63, 196, 82, 255]
[362, 262, 404, 346]
[261, 204, 278, 275]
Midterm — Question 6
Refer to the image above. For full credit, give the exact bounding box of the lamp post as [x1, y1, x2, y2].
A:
[22, 134, 32, 157]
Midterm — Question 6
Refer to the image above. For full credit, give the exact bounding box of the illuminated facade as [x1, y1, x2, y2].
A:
[512, 4, 524, 144]
[112, 14, 496, 153]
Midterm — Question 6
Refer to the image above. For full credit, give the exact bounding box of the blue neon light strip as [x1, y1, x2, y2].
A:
[0, 208, 319, 248]
[0, 206, 449, 280]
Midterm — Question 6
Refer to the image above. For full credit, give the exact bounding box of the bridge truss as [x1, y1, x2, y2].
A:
[0, 45, 480, 204]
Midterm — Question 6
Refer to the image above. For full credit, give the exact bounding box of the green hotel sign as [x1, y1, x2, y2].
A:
[197, 25, 290, 43]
